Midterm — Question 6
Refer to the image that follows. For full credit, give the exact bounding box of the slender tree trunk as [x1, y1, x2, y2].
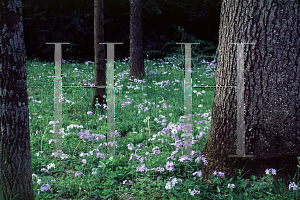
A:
[0, 0, 35, 199]
[93, 0, 106, 115]
[130, 0, 145, 81]
[201, 0, 300, 187]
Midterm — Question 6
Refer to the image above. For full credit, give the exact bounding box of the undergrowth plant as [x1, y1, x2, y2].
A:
[27, 55, 300, 199]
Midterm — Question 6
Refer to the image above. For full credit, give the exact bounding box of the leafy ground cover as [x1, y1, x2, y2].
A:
[27, 54, 300, 199]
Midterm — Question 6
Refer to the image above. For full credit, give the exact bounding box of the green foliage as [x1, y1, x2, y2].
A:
[27, 57, 300, 199]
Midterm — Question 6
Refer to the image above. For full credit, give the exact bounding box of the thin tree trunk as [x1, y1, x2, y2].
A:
[130, 0, 145, 81]
[201, 0, 300, 187]
[0, 0, 35, 199]
[93, 0, 106, 115]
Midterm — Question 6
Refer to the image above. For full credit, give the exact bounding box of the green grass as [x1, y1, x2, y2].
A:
[27, 54, 300, 199]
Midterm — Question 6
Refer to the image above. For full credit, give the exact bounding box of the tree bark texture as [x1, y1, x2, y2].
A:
[0, 0, 35, 199]
[201, 0, 300, 186]
[130, 0, 145, 81]
[93, 0, 106, 114]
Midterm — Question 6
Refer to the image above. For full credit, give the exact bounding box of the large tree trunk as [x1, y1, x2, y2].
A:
[201, 0, 300, 187]
[129, 0, 145, 81]
[92, 0, 106, 115]
[0, 0, 35, 199]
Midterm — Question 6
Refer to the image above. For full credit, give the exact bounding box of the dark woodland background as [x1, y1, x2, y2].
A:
[22, 0, 221, 62]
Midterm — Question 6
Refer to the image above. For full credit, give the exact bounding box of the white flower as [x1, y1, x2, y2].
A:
[169, 124, 175, 130]
[32, 174, 37, 179]
[60, 153, 69, 159]
[127, 143, 134, 150]
[92, 171, 98, 175]
[171, 129, 177, 134]
[165, 181, 172, 190]
[289, 182, 298, 190]
[49, 139, 56, 144]
[47, 163, 55, 170]
[79, 152, 85, 157]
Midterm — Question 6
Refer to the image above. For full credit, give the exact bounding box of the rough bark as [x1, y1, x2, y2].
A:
[92, 0, 106, 115]
[130, 0, 145, 81]
[0, 0, 35, 199]
[201, 0, 300, 187]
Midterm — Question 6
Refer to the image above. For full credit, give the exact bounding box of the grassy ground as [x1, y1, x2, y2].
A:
[27, 54, 300, 199]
